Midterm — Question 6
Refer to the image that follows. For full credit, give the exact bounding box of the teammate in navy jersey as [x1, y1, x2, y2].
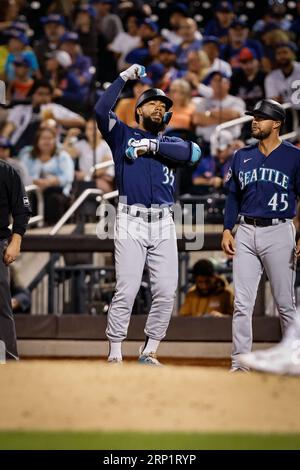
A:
[95, 64, 201, 365]
[221, 99, 300, 372]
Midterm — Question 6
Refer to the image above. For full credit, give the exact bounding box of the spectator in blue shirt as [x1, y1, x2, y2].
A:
[221, 19, 264, 69]
[4, 29, 40, 81]
[204, 1, 235, 44]
[192, 129, 236, 190]
[59, 31, 93, 100]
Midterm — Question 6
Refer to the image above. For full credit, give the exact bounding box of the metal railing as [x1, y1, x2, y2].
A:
[89, 160, 115, 178]
[28, 184, 118, 313]
[25, 184, 44, 227]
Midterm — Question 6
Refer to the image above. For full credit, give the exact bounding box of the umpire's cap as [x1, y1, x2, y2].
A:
[135, 88, 173, 123]
[245, 99, 286, 122]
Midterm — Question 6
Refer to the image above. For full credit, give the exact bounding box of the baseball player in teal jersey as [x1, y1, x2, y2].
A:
[95, 64, 201, 365]
[222, 99, 300, 371]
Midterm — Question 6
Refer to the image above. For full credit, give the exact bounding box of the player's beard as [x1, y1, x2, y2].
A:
[251, 128, 272, 140]
[142, 115, 165, 135]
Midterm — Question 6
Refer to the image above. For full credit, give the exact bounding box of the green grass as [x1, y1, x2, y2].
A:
[0, 431, 300, 450]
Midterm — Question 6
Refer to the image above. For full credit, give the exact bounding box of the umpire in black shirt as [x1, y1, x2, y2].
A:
[0, 160, 31, 361]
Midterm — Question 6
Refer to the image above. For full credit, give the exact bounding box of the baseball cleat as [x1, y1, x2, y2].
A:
[239, 339, 300, 375]
[229, 367, 249, 373]
[107, 357, 123, 364]
[138, 347, 162, 366]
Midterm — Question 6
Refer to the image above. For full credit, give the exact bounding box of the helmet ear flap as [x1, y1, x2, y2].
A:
[163, 111, 172, 125]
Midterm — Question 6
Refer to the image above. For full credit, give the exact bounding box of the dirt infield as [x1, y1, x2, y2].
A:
[0, 359, 300, 433]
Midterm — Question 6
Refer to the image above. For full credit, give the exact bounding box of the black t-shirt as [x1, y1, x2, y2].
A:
[0, 161, 31, 239]
[14, 106, 41, 154]
[230, 69, 266, 110]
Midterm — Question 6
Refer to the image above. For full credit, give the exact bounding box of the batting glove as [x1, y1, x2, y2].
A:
[120, 64, 147, 82]
[125, 138, 159, 160]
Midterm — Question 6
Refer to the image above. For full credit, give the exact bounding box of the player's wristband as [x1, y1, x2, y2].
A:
[149, 139, 159, 154]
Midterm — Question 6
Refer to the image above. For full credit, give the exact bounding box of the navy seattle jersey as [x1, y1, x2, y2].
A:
[95, 77, 200, 207]
[224, 140, 300, 229]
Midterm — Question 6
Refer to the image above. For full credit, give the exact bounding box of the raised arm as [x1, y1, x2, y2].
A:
[95, 64, 146, 135]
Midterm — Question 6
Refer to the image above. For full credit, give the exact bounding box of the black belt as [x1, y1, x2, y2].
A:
[121, 205, 170, 223]
[243, 216, 286, 227]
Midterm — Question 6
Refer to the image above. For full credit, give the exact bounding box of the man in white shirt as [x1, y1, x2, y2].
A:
[202, 36, 232, 78]
[1, 80, 85, 153]
[108, 14, 140, 72]
[265, 42, 300, 110]
[193, 71, 245, 144]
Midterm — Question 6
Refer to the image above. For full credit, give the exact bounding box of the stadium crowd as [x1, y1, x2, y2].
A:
[0, 0, 300, 315]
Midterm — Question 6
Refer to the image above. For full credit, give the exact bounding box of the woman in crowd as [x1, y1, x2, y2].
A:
[167, 78, 196, 131]
[18, 126, 74, 225]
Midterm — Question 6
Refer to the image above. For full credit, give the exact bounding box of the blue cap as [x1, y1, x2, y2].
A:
[125, 48, 150, 65]
[202, 35, 220, 47]
[216, 1, 233, 12]
[0, 137, 12, 148]
[261, 22, 281, 34]
[140, 18, 159, 34]
[11, 21, 28, 33]
[4, 29, 29, 45]
[77, 5, 96, 17]
[59, 31, 79, 44]
[169, 2, 189, 15]
[275, 41, 298, 53]
[139, 76, 153, 86]
[204, 70, 231, 84]
[230, 18, 248, 28]
[159, 42, 177, 54]
[41, 14, 65, 26]
[13, 55, 31, 67]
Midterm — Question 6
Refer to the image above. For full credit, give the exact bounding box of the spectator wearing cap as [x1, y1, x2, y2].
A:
[167, 78, 196, 131]
[115, 77, 152, 127]
[90, 0, 123, 44]
[193, 71, 245, 145]
[221, 19, 264, 69]
[259, 23, 290, 73]
[265, 42, 300, 110]
[204, 1, 235, 44]
[7, 55, 34, 102]
[45, 50, 85, 112]
[4, 29, 40, 81]
[0, 136, 28, 183]
[179, 258, 234, 317]
[124, 18, 159, 67]
[1, 79, 85, 154]
[175, 18, 202, 71]
[34, 14, 66, 74]
[253, 2, 291, 34]
[202, 36, 232, 78]
[156, 43, 183, 92]
[230, 47, 266, 110]
[192, 128, 242, 190]
[108, 13, 141, 72]
[72, 5, 98, 64]
[59, 31, 93, 100]
[161, 2, 190, 46]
